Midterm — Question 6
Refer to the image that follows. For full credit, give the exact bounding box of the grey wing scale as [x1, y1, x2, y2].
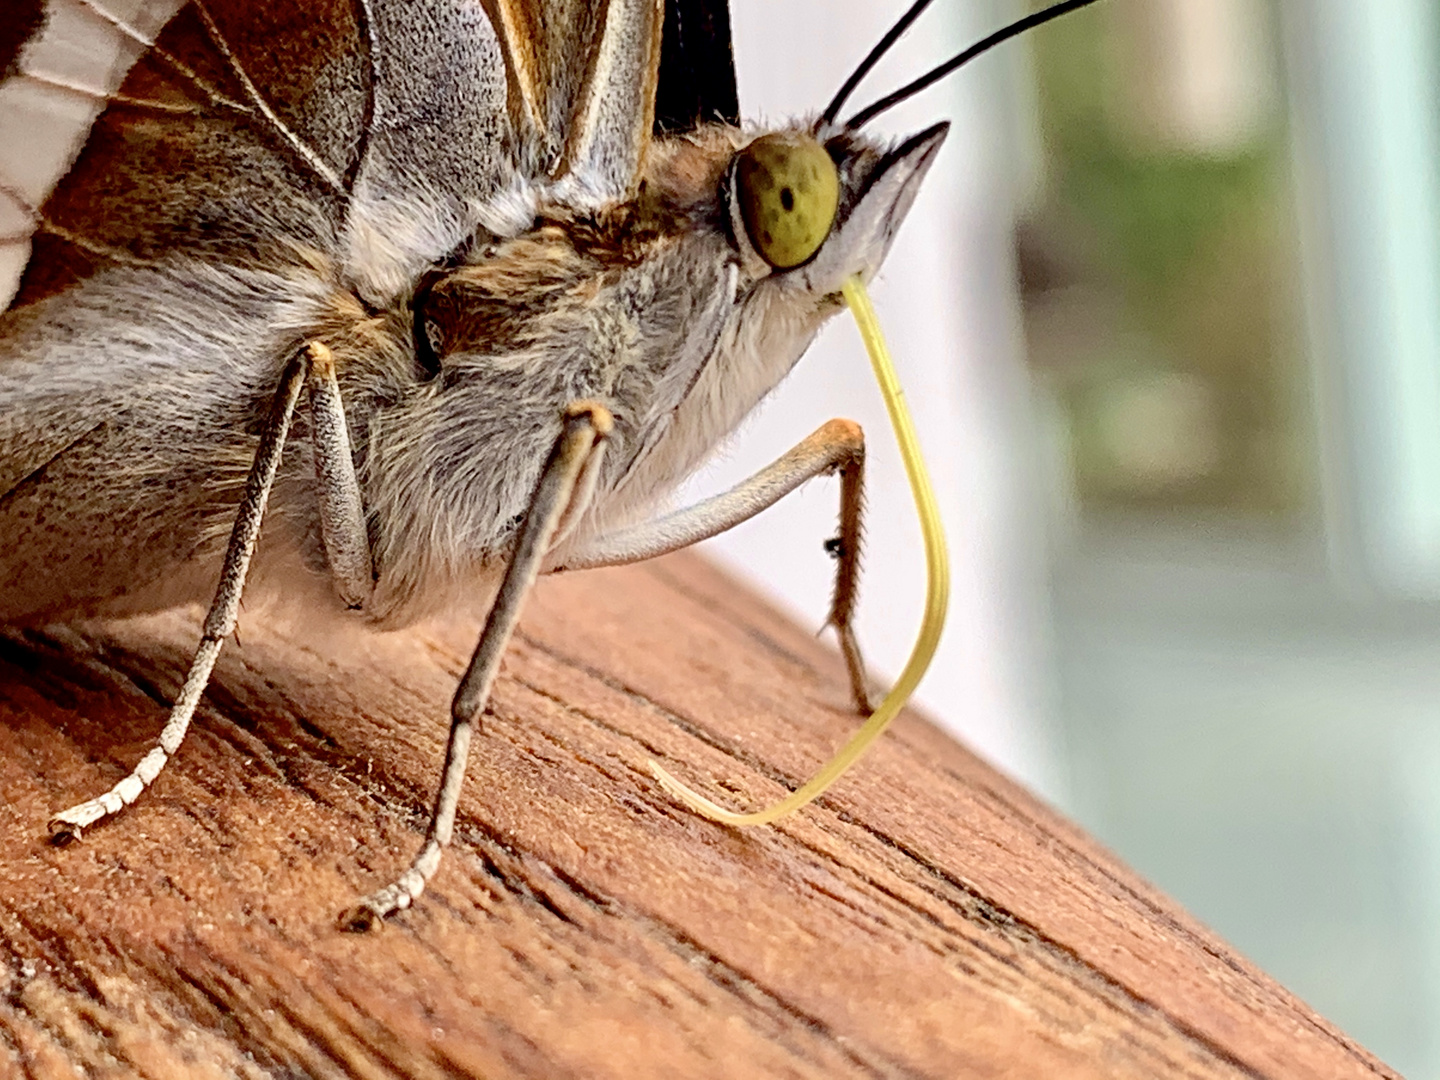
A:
[487, 0, 665, 212]
[343, 0, 672, 297]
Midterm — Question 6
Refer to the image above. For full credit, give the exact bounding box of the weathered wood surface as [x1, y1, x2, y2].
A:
[0, 551, 1394, 1079]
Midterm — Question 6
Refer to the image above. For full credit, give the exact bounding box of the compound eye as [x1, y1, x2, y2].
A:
[734, 133, 840, 270]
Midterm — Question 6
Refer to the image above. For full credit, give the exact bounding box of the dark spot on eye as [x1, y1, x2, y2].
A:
[761, 230, 773, 246]
[780, 187, 794, 212]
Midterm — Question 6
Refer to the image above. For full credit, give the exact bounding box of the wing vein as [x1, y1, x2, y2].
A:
[349, 0, 377, 189]
[0, 181, 149, 268]
[190, 0, 348, 196]
[0, 421, 108, 504]
[16, 70, 207, 114]
[73, 0, 250, 113]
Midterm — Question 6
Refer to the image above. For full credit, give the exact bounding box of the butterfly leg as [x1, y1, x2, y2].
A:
[339, 401, 613, 931]
[48, 344, 318, 843]
[306, 342, 375, 608]
[555, 418, 871, 713]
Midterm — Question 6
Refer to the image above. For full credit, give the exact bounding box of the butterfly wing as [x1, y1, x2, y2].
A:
[1, 0, 737, 309]
[2, 0, 521, 309]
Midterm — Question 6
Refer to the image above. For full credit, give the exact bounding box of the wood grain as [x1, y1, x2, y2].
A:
[0, 551, 1396, 1079]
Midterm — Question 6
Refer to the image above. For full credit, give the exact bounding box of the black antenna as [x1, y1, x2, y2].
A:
[821, 0, 935, 127]
[842, 0, 1104, 131]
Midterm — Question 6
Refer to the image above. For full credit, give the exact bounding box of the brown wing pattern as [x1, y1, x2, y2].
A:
[4, 0, 677, 310]
[11, 0, 371, 307]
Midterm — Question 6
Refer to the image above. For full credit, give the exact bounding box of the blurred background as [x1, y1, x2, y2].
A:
[709, 0, 1440, 1074]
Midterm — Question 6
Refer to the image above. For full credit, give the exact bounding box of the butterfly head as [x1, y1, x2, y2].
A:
[722, 120, 947, 295]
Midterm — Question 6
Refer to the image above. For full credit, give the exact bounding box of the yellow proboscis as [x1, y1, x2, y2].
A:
[651, 274, 951, 826]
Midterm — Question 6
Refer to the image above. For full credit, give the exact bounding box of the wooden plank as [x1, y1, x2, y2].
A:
[0, 551, 1396, 1079]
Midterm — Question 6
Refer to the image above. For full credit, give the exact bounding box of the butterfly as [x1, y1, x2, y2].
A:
[0, 0, 1098, 928]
